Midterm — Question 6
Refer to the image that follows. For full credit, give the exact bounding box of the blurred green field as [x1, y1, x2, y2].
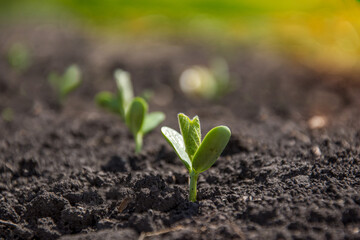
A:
[1, 0, 360, 72]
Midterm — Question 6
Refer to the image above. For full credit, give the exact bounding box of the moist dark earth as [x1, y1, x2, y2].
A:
[0, 25, 360, 240]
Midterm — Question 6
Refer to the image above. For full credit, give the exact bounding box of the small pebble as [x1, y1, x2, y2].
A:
[308, 115, 327, 129]
[311, 146, 322, 157]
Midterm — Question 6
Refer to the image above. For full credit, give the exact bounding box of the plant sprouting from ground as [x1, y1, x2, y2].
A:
[1, 108, 14, 122]
[95, 69, 165, 153]
[7, 43, 31, 72]
[179, 58, 232, 100]
[161, 113, 231, 202]
[48, 64, 82, 103]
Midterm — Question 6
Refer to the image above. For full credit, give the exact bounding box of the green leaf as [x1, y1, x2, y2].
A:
[192, 126, 231, 173]
[142, 112, 165, 134]
[95, 91, 125, 119]
[126, 97, 147, 136]
[60, 64, 81, 98]
[48, 65, 81, 101]
[114, 69, 133, 110]
[178, 113, 201, 160]
[161, 126, 192, 171]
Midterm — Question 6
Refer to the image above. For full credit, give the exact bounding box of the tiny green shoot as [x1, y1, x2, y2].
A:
[7, 43, 31, 72]
[161, 113, 231, 202]
[95, 69, 165, 153]
[179, 58, 231, 100]
[1, 108, 14, 122]
[48, 64, 82, 103]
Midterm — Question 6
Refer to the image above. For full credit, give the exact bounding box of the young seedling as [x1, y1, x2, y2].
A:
[48, 64, 82, 103]
[179, 58, 232, 100]
[7, 43, 31, 72]
[95, 69, 165, 153]
[1, 107, 14, 122]
[161, 113, 231, 202]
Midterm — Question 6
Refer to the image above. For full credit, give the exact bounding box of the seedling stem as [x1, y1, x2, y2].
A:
[135, 133, 143, 154]
[189, 170, 199, 202]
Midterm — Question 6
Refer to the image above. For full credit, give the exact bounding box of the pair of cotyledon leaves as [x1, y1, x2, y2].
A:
[96, 69, 165, 140]
[162, 114, 231, 173]
[48, 64, 82, 101]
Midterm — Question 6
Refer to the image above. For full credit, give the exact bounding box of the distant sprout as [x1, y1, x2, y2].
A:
[180, 66, 217, 99]
[96, 69, 165, 153]
[179, 58, 231, 100]
[7, 43, 31, 72]
[1, 108, 14, 122]
[140, 89, 154, 102]
[210, 58, 231, 97]
[48, 64, 82, 103]
[161, 113, 231, 202]
[308, 115, 327, 129]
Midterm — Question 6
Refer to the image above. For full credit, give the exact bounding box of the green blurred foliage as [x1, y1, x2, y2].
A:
[1, 0, 360, 72]
[7, 43, 31, 72]
[48, 65, 82, 103]
[1, 108, 14, 122]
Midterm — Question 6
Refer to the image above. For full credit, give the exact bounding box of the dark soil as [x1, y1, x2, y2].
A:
[1, 25, 360, 240]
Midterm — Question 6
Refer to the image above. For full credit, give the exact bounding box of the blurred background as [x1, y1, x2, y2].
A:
[1, 0, 360, 74]
[1, 0, 360, 130]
